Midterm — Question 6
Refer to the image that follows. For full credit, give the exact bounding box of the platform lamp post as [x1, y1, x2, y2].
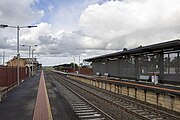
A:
[0, 24, 37, 86]
[78, 56, 80, 74]
[2, 51, 5, 65]
[20, 45, 38, 78]
[72, 57, 75, 73]
[32, 49, 36, 76]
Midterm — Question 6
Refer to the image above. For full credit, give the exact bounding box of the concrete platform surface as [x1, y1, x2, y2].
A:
[0, 72, 40, 120]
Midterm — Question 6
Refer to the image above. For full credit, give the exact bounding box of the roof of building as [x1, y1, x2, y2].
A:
[84, 39, 180, 62]
[54, 63, 72, 68]
[6, 57, 38, 64]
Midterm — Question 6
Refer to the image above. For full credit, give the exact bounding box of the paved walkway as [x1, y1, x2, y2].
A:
[0, 70, 79, 120]
[0, 71, 40, 120]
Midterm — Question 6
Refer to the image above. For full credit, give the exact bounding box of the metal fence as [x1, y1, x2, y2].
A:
[0, 67, 29, 87]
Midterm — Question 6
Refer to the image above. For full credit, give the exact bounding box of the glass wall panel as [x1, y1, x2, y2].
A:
[169, 53, 178, 74]
[164, 54, 169, 74]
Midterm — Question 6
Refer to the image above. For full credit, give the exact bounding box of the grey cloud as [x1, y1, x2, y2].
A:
[39, 36, 53, 45]
[0, 36, 15, 49]
[0, 0, 43, 25]
[108, 26, 180, 50]
[78, 0, 180, 51]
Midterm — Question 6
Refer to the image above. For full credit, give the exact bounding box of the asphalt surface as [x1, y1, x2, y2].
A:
[0, 71, 40, 120]
[0, 70, 79, 120]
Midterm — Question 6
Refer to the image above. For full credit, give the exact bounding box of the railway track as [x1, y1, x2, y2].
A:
[46, 71, 114, 120]
[46, 71, 180, 120]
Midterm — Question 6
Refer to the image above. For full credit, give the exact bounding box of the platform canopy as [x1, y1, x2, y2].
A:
[84, 39, 180, 62]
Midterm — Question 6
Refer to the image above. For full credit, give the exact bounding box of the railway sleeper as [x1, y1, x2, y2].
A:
[151, 117, 164, 120]
[72, 103, 87, 106]
[73, 105, 90, 108]
[75, 109, 95, 113]
[138, 112, 163, 120]
[147, 115, 163, 120]
[124, 105, 135, 108]
[126, 106, 139, 111]
[76, 112, 98, 115]
[132, 109, 144, 112]
[74, 107, 92, 110]
[121, 104, 131, 107]
[78, 114, 102, 119]
[82, 118, 106, 120]
[112, 100, 124, 104]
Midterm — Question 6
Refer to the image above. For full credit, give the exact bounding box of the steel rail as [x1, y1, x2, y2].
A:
[52, 72, 180, 120]
[47, 72, 115, 120]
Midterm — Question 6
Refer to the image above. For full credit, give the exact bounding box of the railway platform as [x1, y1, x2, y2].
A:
[59, 71, 180, 95]
[0, 70, 77, 120]
[0, 71, 40, 120]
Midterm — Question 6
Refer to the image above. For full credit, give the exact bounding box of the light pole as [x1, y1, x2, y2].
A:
[32, 49, 35, 76]
[2, 51, 5, 65]
[20, 45, 37, 77]
[79, 56, 80, 73]
[72, 57, 75, 73]
[0, 24, 37, 86]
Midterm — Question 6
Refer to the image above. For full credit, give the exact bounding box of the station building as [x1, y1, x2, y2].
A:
[84, 39, 180, 85]
[6, 56, 39, 75]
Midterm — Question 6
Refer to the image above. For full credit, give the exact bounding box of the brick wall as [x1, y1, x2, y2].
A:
[79, 68, 93, 75]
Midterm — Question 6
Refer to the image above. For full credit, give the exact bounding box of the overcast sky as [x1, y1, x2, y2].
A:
[0, 0, 180, 66]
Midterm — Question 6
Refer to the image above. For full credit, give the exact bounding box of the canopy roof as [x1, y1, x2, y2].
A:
[84, 39, 180, 62]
